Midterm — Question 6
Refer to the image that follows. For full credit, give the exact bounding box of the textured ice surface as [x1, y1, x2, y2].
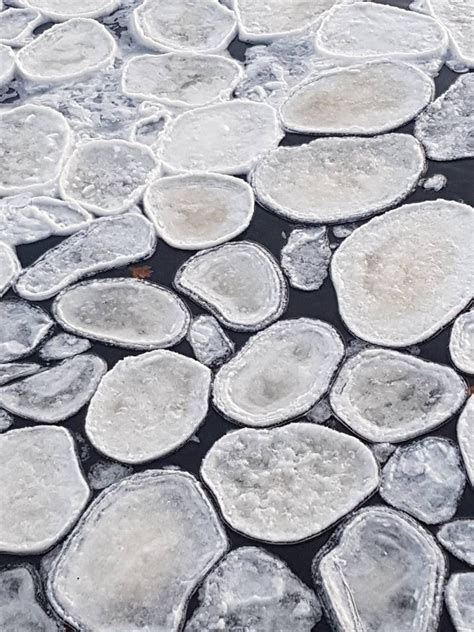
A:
[316, 2, 448, 62]
[424, 0, 474, 67]
[372, 442, 396, 465]
[0, 242, 20, 297]
[132, 0, 237, 53]
[87, 460, 133, 491]
[0, 300, 52, 362]
[0, 196, 57, 246]
[214, 318, 343, 426]
[160, 100, 283, 174]
[39, 333, 91, 361]
[0, 566, 59, 631]
[123, 53, 242, 108]
[86, 350, 211, 463]
[186, 547, 322, 631]
[0, 426, 89, 554]
[280, 226, 331, 291]
[131, 111, 171, 148]
[315, 506, 446, 632]
[306, 397, 333, 424]
[16, 18, 116, 83]
[0, 361, 41, 385]
[331, 200, 474, 346]
[16, 215, 157, 300]
[175, 241, 287, 331]
[0, 409, 13, 432]
[31, 197, 93, 235]
[0, 105, 70, 196]
[421, 174, 447, 191]
[60, 139, 157, 215]
[445, 573, 474, 632]
[0, 44, 14, 87]
[0, 354, 106, 423]
[0, 8, 41, 46]
[380, 437, 466, 524]
[251, 134, 424, 224]
[450, 310, 474, 374]
[280, 61, 434, 135]
[330, 349, 467, 442]
[458, 396, 474, 486]
[415, 74, 474, 160]
[47, 470, 228, 631]
[187, 315, 234, 368]
[202, 423, 378, 542]
[144, 173, 254, 249]
[23, 0, 120, 21]
[437, 520, 474, 566]
[53, 278, 190, 349]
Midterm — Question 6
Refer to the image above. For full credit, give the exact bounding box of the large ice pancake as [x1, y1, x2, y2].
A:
[186, 547, 322, 631]
[0, 354, 107, 423]
[15, 215, 157, 301]
[213, 318, 344, 426]
[159, 101, 283, 175]
[424, 0, 474, 67]
[331, 200, 474, 346]
[0, 299, 52, 362]
[201, 423, 379, 543]
[16, 18, 117, 83]
[437, 520, 474, 566]
[0, 242, 20, 297]
[132, 0, 237, 53]
[0, 8, 42, 46]
[280, 61, 434, 135]
[47, 470, 228, 631]
[0, 426, 90, 555]
[174, 241, 287, 331]
[314, 507, 446, 632]
[330, 349, 467, 442]
[0, 105, 71, 196]
[458, 396, 474, 486]
[23, 0, 120, 21]
[53, 278, 190, 350]
[251, 134, 425, 224]
[450, 310, 474, 374]
[86, 350, 211, 464]
[144, 173, 254, 250]
[0, 44, 14, 87]
[445, 573, 474, 632]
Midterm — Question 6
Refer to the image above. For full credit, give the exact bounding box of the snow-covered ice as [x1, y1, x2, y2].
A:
[0, 242, 20, 297]
[0, 43, 14, 87]
[187, 315, 234, 368]
[423, 0, 474, 67]
[23, 0, 120, 21]
[450, 310, 474, 374]
[458, 396, 474, 486]
[0, 7, 42, 46]
[445, 573, 474, 632]
[0, 299, 52, 362]
[421, 174, 447, 191]
[39, 333, 91, 361]
[31, 196, 93, 236]
[0, 361, 41, 386]
[280, 226, 331, 291]
[437, 520, 474, 566]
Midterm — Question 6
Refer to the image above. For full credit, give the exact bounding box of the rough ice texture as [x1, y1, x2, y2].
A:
[187, 315, 234, 368]
[331, 200, 474, 346]
[0, 105, 71, 196]
[371, 443, 396, 465]
[31, 196, 93, 235]
[201, 423, 379, 543]
[458, 396, 474, 486]
[306, 397, 333, 424]
[60, 139, 157, 216]
[0, 43, 14, 87]
[16, 18, 116, 83]
[445, 573, 474, 632]
[0, 242, 20, 297]
[0, 362, 41, 386]
[86, 350, 211, 464]
[174, 241, 287, 331]
[437, 520, 474, 566]
[314, 507, 446, 632]
[53, 278, 190, 350]
[0, 8, 42, 46]
[450, 310, 474, 374]
[16, 215, 157, 301]
[47, 470, 228, 631]
[0, 354, 107, 423]
[213, 318, 344, 426]
[0, 426, 89, 554]
[280, 61, 434, 135]
[330, 349, 467, 442]
[131, 0, 237, 53]
[424, 0, 474, 67]
[414, 74, 474, 160]
[131, 111, 171, 148]
[144, 173, 254, 250]
[0, 300, 52, 362]
[280, 226, 331, 291]
[23, 0, 120, 21]
[159, 100, 283, 175]
[186, 547, 322, 631]
[380, 437, 466, 524]
[251, 134, 425, 224]
[39, 333, 91, 361]
[0, 409, 13, 433]
[122, 53, 242, 108]
[87, 460, 133, 491]
[421, 174, 447, 191]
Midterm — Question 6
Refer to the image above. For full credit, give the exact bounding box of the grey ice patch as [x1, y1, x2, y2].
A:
[39, 333, 91, 361]
[87, 460, 133, 491]
[437, 520, 474, 566]
[0, 409, 13, 433]
[0, 300, 52, 362]
[371, 442, 396, 465]
[0, 242, 20, 297]
[445, 573, 474, 632]
[458, 396, 474, 486]
[187, 315, 234, 368]
[280, 226, 331, 291]
[305, 397, 333, 425]
[450, 310, 474, 374]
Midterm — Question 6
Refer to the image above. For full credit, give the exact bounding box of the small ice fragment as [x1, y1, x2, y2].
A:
[174, 241, 287, 331]
[0, 426, 90, 554]
[23, 0, 120, 21]
[131, 112, 171, 148]
[15, 214, 157, 301]
[306, 397, 333, 424]
[144, 173, 254, 250]
[0, 300, 52, 362]
[379, 437, 466, 524]
[0, 8, 42, 46]
[437, 520, 474, 566]
[371, 442, 396, 465]
[39, 333, 91, 362]
[16, 18, 116, 83]
[186, 547, 322, 631]
[0, 242, 20, 297]
[0, 410, 13, 432]
[0, 362, 42, 386]
[86, 350, 211, 464]
[423, 0, 474, 68]
[445, 574, 474, 632]
[131, 0, 237, 53]
[458, 396, 474, 486]
[331, 200, 474, 346]
[0, 43, 14, 87]
[251, 134, 425, 224]
[201, 423, 379, 543]
[421, 174, 447, 191]
[450, 310, 474, 374]
[87, 460, 132, 491]
[31, 196, 93, 236]
[47, 470, 228, 631]
[280, 226, 331, 291]
[53, 278, 190, 349]
[187, 315, 234, 368]
[332, 223, 358, 239]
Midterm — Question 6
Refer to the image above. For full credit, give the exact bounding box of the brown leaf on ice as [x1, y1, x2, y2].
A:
[129, 264, 152, 279]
